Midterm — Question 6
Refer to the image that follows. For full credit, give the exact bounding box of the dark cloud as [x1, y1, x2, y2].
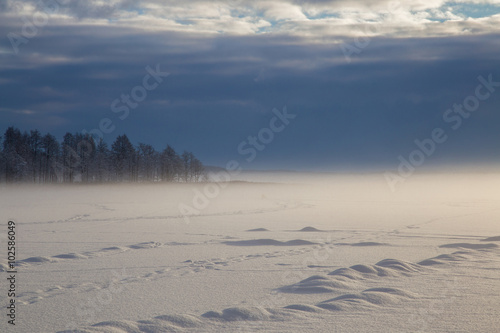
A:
[0, 6, 499, 171]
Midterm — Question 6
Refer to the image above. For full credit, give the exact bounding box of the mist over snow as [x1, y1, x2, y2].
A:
[1, 173, 500, 332]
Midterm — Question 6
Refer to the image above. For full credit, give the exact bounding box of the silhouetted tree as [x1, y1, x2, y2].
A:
[29, 129, 42, 182]
[41, 133, 60, 183]
[138, 143, 158, 182]
[62, 133, 79, 182]
[93, 138, 110, 182]
[111, 134, 135, 182]
[75, 133, 95, 182]
[3, 127, 29, 182]
[0, 127, 205, 184]
[160, 145, 181, 182]
[191, 155, 204, 182]
[180, 151, 203, 182]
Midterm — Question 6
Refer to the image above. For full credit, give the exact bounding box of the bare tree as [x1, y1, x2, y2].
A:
[1, 127, 205, 184]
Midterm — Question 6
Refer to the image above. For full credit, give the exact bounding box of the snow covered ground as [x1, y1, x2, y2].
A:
[1, 172, 500, 332]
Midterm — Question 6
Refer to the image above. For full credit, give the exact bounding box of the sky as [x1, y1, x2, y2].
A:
[1, 0, 500, 171]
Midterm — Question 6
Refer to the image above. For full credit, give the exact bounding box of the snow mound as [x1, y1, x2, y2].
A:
[349, 264, 381, 274]
[284, 304, 325, 313]
[153, 314, 203, 327]
[439, 243, 498, 249]
[375, 259, 423, 273]
[418, 251, 473, 266]
[91, 320, 141, 332]
[202, 307, 272, 321]
[328, 265, 396, 279]
[127, 241, 162, 249]
[223, 239, 318, 246]
[11, 241, 164, 269]
[418, 259, 447, 266]
[481, 236, 500, 242]
[20, 256, 52, 264]
[350, 242, 389, 247]
[280, 257, 426, 295]
[53, 253, 87, 259]
[101, 246, 125, 251]
[297, 226, 324, 232]
[60, 315, 204, 332]
[278, 275, 356, 294]
[246, 228, 270, 232]
[320, 287, 416, 308]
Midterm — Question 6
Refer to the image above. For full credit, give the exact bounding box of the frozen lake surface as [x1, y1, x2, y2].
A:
[1, 172, 500, 332]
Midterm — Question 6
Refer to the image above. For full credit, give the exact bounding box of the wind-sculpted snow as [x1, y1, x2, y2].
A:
[278, 274, 357, 294]
[418, 252, 475, 266]
[375, 259, 423, 273]
[327, 259, 423, 281]
[0, 241, 163, 271]
[245, 226, 327, 233]
[319, 287, 417, 307]
[296, 226, 325, 232]
[10, 240, 332, 306]
[439, 243, 498, 249]
[336, 241, 390, 247]
[279, 258, 426, 295]
[246, 228, 270, 232]
[481, 236, 500, 242]
[58, 245, 500, 333]
[58, 286, 420, 333]
[202, 307, 276, 321]
[222, 239, 319, 246]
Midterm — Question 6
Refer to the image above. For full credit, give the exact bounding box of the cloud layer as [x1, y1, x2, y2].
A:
[1, 0, 500, 170]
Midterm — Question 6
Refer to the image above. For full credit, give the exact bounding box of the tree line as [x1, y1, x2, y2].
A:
[0, 127, 205, 183]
